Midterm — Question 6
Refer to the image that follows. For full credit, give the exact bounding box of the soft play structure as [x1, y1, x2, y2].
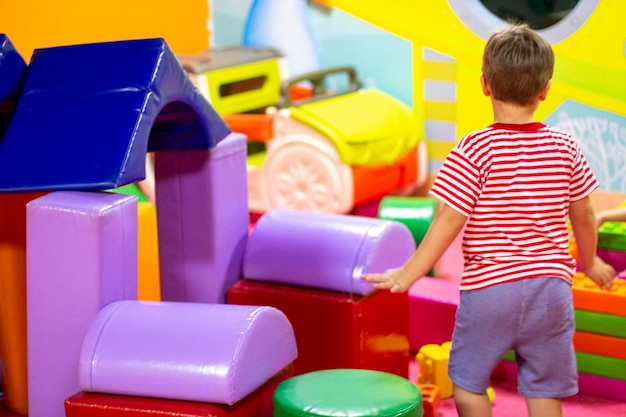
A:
[0, 34, 419, 417]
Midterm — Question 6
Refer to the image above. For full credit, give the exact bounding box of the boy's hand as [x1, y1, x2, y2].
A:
[583, 256, 617, 291]
[361, 267, 416, 293]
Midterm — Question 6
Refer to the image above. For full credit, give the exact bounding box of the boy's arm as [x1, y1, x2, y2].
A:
[362, 204, 466, 292]
[596, 206, 626, 226]
[569, 196, 616, 289]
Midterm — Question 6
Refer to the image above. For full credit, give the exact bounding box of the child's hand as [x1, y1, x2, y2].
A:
[361, 267, 416, 293]
[583, 256, 617, 291]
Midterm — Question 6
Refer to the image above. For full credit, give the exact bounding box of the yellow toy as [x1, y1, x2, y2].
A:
[416, 342, 453, 399]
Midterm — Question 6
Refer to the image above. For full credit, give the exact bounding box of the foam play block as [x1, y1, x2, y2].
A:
[576, 352, 626, 382]
[597, 248, 626, 274]
[136, 201, 160, 301]
[235, 210, 414, 377]
[65, 366, 293, 417]
[79, 301, 296, 404]
[0, 34, 26, 103]
[574, 331, 626, 360]
[408, 277, 459, 352]
[155, 133, 249, 304]
[598, 221, 626, 252]
[503, 350, 626, 382]
[243, 209, 415, 296]
[574, 309, 626, 338]
[572, 272, 626, 317]
[228, 279, 409, 378]
[494, 360, 626, 402]
[0, 38, 230, 192]
[27, 191, 138, 417]
[378, 196, 438, 245]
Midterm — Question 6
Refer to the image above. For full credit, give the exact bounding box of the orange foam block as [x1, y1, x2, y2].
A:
[572, 272, 626, 317]
[574, 331, 626, 360]
[137, 202, 160, 301]
[0, 192, 45, 416]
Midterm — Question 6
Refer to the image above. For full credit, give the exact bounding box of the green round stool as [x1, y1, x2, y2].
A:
[273, 369, 423, 417]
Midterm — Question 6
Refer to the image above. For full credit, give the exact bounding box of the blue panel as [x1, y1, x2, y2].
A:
[0, 38, 231, 193]
[0, 34, 27, 139]
[0, 34, 26, 102]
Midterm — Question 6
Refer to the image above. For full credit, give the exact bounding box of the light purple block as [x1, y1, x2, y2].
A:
[155, 132, 248, 303]
[78, 300, 297, 404]
[27, 191, 137, 417]
[244, 209, 416, 295]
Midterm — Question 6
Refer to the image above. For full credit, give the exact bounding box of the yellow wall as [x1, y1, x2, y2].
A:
[0, 0, 211, 59]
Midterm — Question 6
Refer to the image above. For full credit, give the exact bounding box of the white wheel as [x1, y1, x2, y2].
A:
[260, 138, 353, 214]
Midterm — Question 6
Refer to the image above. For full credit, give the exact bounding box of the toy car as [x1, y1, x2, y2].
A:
[178, 46, 427, 214]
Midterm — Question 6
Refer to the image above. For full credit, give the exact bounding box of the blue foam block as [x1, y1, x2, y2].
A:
[0, 34, 26, 102]
[0, 38, 231, 192]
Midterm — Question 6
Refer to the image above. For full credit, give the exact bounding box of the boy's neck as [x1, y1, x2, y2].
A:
[491, 98, 539, 125]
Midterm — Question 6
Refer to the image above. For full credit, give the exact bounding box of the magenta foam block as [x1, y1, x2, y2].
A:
[243, 209, 416, 295]
[27, 191, 138, 417]
[495, 361, 626, 402]
[597, 248, 626, 273]
[408, 276, 459, 352]
[155, 133, 249, 303]
[78, 300, 297, 404]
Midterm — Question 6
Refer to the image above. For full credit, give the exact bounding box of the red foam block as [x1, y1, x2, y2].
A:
[64, 365, 293, 417]
[227, 279, 409, 378]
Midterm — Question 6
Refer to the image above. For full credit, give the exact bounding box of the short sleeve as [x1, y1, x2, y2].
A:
[569, 144, 599, 202]
[429, 147, 481, 217]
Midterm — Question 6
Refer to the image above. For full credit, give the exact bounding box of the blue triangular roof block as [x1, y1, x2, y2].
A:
[0, 38, 231, 192]
[0, 34, 26, 102]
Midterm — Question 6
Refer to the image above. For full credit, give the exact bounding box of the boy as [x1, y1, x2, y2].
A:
[363, 23, 616, 417]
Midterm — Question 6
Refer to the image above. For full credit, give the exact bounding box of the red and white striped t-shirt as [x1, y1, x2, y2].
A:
[430, 122, 599, 291]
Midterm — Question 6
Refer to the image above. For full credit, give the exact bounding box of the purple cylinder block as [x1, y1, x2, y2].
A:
[78, 300, 297, 404]
[244, 209, 416, 295]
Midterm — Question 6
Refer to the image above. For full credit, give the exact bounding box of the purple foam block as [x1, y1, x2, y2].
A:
[78, 300, 297, 404]
[244, 209, 416, 295]
[27, 191, 138, 417]
[155, 132, 249, 304]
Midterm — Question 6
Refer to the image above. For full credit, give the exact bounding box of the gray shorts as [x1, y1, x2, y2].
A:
[448, 277, 578, 398]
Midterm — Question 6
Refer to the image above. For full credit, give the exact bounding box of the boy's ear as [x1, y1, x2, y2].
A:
[480, 74, 491, 96]
[538, 80, 552, 101]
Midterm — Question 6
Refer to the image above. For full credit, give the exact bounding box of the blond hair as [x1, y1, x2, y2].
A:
[482, 23, 554, 106]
